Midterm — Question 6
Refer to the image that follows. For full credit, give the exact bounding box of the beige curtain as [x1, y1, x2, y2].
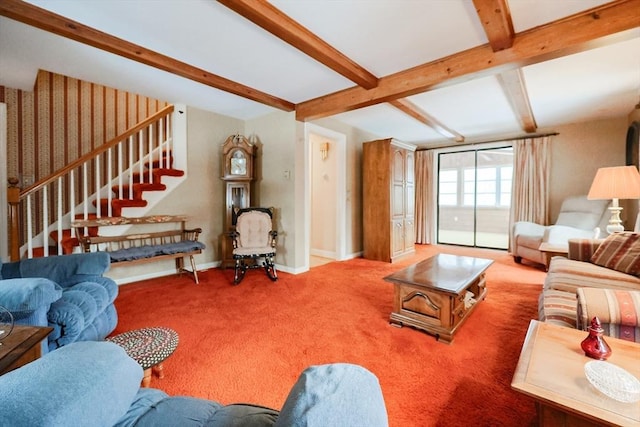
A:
[509, 136, 551, 251]
[415, 150, 435, 244]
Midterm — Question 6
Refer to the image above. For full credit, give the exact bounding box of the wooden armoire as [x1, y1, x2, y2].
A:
[362, 138, 416, 262]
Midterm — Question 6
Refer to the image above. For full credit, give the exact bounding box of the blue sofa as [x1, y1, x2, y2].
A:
[0, 341, 389, 426]
[0, 252, 118, 352]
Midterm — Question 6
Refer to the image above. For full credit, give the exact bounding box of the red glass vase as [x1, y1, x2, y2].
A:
[580, 317, 612, 360]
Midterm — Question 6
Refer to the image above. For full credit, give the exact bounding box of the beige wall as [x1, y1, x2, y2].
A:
[245, 111, 299, 269]
[105, 106, 243, 282]
[547, 117, 629, 225]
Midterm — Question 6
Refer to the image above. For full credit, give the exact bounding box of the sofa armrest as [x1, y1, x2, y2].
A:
[0, 278, 62, 322]
[567, 238, 604, 262]
[577, 287, 640, 342]
[0, 341, 142, 426]
[512, 221, 546, 239]
[274, 363, 388, 427]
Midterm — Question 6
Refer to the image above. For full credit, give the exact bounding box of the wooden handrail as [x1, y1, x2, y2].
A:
[19, 104, 174, 199]
[7, 177, 20, 261]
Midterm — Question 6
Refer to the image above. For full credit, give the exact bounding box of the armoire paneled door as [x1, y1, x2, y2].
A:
[363, 138, 417, 262]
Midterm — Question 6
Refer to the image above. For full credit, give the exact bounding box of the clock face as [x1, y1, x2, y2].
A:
[231, 157, 247, 175]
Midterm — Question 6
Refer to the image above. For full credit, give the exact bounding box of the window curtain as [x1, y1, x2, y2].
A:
[415, 150, 435, 244]
[508, 136, 551, 251]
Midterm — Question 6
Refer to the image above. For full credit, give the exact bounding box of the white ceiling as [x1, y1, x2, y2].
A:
[1, 0, 638, 148]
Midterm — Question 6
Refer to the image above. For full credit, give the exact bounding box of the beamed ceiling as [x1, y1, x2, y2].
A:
[0, 0, 639, 147]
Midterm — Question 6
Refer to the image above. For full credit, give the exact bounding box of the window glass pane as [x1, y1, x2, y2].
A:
[463, 194, 475, 206]
[463, 169, 475, 180]
[477, 194, 496, 206]
[440, 194, 457, 206]
[476, 181, 495, 193]
[477, 168, 496, 180]
[440, 170, 457, 181]
[463, 182, 475, 193]
[440, 182, 457, 193]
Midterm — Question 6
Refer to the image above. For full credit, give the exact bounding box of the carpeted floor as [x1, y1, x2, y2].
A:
[113, 244, 547, 426]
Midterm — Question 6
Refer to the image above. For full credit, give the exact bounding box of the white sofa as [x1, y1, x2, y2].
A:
[512, 195, 609, 266]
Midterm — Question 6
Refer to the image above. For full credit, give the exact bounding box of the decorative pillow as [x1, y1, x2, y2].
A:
[590, 232, 640, 277]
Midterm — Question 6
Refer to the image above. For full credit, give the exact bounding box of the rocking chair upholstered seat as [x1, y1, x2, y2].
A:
[230, 207, 278, 285]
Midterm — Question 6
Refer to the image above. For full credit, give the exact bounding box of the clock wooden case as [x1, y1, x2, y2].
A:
[221, 134, 257, 267]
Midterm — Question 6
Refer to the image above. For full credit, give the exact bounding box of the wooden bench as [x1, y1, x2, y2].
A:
[72, 215, 204, 284]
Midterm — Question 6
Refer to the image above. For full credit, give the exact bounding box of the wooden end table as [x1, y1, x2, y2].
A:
[383, 254, 493, 344]
[512, 320, 640, 427]
[0, 325, 52, 375]
[538, 243, 568, 270]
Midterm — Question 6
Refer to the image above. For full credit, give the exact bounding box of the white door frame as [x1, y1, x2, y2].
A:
[304, 123, 347, 267]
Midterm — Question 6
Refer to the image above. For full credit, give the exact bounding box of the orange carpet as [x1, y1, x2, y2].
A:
[113, 244, 546, 426]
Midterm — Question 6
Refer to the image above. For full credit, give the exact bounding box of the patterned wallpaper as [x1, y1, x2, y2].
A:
[1, 70, 168, 187]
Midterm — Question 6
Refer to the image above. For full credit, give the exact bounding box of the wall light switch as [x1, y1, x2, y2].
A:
[283, 170, 291, 180]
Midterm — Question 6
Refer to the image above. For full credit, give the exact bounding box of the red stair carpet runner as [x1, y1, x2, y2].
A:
[114, 244, 545, 427]
[43, 153, 184, 256]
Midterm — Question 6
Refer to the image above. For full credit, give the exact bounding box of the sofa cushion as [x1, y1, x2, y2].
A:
[544, 257, 640, 294]
[115, 388, 278, 427]
[0, 341, 142, 427]
[590, 232, 640, 277]
[538, 289, 577, 329]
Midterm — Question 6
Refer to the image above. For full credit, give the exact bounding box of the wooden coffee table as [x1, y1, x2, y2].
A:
[383, 253, 493, 344]
[512, 320, 640, 427]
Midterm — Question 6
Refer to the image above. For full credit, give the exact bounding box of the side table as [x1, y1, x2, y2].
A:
[0, 325, 53, 375]
[538, 242, 568, 270]
[512, 320, 640, 427]
[107, 327, 179, 387]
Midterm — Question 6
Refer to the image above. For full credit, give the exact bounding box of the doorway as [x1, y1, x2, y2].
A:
[305, 123, 346, 268]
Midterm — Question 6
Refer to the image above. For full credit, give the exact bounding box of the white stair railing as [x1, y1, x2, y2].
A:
[8, 105, 175, 260]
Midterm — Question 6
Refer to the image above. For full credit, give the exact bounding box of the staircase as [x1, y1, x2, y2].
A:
[7, 104, 188, 260]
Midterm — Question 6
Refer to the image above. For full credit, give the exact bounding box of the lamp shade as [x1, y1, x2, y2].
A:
[587, 166, 640, 200]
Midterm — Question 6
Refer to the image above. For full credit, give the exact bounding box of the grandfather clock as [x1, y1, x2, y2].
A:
[221, 134, 256, 266]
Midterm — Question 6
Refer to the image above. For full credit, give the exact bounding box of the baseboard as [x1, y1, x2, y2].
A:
[112, 261, 220, 285]
[111, 255, 363, 285]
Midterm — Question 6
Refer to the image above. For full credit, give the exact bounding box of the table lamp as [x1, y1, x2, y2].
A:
[587, 165, 640, 233]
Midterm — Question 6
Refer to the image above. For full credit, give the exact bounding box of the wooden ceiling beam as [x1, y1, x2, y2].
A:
[0, 0, 295, 111]
[498, 69, 537, 133]
[473, 0, 536, 132]
[389, 100, 464, 142]
[218, 0, 379, 90]
[472, 0, 514, 51]
[296, 0, 640, 121]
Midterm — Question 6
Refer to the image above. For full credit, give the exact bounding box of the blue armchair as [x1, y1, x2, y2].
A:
[0, 252, 118, 352]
